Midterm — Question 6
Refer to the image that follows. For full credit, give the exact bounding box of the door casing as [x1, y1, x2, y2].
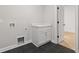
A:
[57, 5, 79, 52]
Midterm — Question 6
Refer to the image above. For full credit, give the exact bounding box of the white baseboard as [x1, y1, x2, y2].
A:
[51, 40, 58, 44]
[32, 42, 39, 47]
[32, 40, 51, 47]
[0, 40, 32, 53]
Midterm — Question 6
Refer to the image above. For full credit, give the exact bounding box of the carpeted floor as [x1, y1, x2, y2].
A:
[3, 42, 75, 53]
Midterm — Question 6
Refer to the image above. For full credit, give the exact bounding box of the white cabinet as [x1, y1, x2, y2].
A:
[32, 24, 52, 47]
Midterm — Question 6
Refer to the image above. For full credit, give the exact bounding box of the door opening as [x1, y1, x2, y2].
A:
[57, 6, 76, 51]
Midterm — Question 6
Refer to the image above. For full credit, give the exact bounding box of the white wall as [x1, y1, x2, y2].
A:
[0, 18, 16, 49]
[0, 5, 57, 49]
[42, 5, 57, 43]
[64, 6, 76, 32]
[0, 5, 43, 49]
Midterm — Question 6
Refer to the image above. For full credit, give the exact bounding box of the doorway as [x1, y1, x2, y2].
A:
[57, 6, 76, 51]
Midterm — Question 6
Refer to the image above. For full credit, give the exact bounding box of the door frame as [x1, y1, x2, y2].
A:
[56, 5, 79, 53]
[57, 5, 64, 43]
[75, 5, 79, 52]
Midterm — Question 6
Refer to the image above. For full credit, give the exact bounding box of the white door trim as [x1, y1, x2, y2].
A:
[75, 5, 79, 52]
[57, 5, 79, 53]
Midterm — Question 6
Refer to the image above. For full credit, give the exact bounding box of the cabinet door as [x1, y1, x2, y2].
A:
[34, 28, 51, 47]
[38, 31, 47, 45]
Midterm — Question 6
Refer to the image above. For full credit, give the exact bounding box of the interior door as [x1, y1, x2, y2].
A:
[0, 18, 16, 49]
[57, 6, 64, 43]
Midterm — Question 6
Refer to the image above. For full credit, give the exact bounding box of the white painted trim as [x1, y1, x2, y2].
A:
[32, 40, 51, 47]
[57, 6, 79, 53]
[75, 5, 79, 53]
[0, 40, 31, 53]
[32, 42, 39, 47]
[51, 39, 58, 44]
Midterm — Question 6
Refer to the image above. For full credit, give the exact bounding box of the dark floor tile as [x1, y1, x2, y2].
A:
[3, 42, 75, 53]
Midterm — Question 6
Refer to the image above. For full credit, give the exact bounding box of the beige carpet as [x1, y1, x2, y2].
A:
[60, 32, 75, 50]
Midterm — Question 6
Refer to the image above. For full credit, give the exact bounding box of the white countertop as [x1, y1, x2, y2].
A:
[31, 24, 52, 27]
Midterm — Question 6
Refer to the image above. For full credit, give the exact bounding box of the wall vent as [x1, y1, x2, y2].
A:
[17, 37, 24, 44]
